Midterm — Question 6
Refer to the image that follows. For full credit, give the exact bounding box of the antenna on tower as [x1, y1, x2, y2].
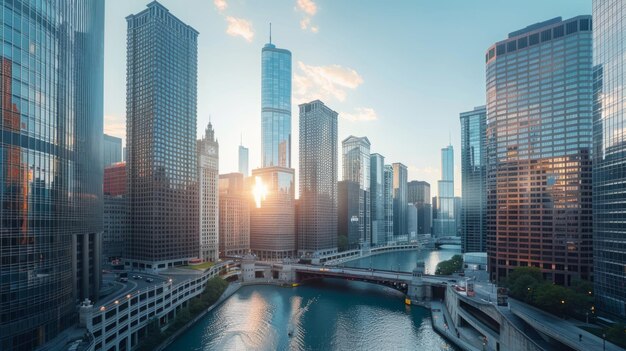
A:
[269, 22, 272, 44]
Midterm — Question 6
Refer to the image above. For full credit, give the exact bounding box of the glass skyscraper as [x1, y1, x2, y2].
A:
[0, 1, 104, 349]
[262, 39, 292, 168]
[592, 0, 626, 317]
[486, 16, 593, 285]
[342, 136, 371, 245]
[103, 134, 122, 168]
[408, 181, 431, 235]
[126, 2, 199, 270]
[460, 106, 487, 253]
[383, 165, 394, 242]
[370, 153, 386, 245]
[392, 163, 408, 238]
[239, 144, 249, 176]
[433, 145, 456, 237]
[298, 100, 338, 256]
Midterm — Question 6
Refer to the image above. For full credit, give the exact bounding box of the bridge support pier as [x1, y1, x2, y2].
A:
[407, 262, 431, 305]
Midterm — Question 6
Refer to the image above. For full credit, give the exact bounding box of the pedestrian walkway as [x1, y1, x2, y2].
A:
[431, 301, 482, 351]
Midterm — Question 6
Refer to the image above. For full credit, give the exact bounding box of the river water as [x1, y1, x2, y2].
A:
[165, 246, 461, 351]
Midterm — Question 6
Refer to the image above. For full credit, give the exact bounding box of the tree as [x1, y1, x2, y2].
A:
[435, 255, 463, 275]
[338, 235, 348, 252]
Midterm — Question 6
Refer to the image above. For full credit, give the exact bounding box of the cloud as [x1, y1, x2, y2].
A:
[104, 114, 125, 139]
[296, 0, 317, 15]
[225, 16, 254, 42]
[214, 0, 227, 11]
[293, 61, 364, 103]
[300, 17, 311, 30]
[341, 107, 378, 122]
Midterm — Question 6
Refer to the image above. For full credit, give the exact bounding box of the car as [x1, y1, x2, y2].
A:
[118, 277, 128, 283]
[145, 278, 154, 283]
[133, 275, 140, 280]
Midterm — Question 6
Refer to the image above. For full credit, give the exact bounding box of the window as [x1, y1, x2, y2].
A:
[566, 21, 578, 34]
[518, 37, 528, 49]
[580, 19, 590, 31]
[496, 44, 506, 55]
[529, 33, 539, 45]
[507, 41, 517, 52]
[541, 29, 552, 42]
[553, 25, 564, 38]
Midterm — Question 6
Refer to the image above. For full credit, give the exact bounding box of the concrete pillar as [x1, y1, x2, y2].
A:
[241, 254, 256, 282]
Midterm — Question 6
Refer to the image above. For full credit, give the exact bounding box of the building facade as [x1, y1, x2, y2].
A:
[486, 16, 593, 285]
[219, 173, 250, 257]
[370, 153, 386, 245]
[104, 162, 127, 196]
[298, 100, 338, 256]
[433, 145, 456, 237]
[239, 144, 249, 176]
[383, 165, 394, 243]
[592, 0, 626, 317]
[261, 39, 292, 168]
[198, 123, 219, 262]
[392, 163, 408, 238]
[460, 106, 487, 253]
[126, 2, 199, 270]
[338, 180, 361, 250]
[408, 180, 431, 235]
[104, 134, 123, 168]
[0, 0, 104, 349]
[342, 136, 371, 246]
[250, 167, 296, 259]
[104, 162, 129, 262]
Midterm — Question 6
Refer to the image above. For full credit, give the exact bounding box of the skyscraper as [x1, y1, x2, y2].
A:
[104, 134, 123, 168]
[370, 153, 386, 245]
[338, 180, 361, 249]
[262, 35, 292, 168]
[239, 144, 249, 176]
[126, 2, 199, 270]
[433, 146, 456, 237]
[460, 106, 487, 253]
[0, 1, 104, 349]
[298, 100, 338, 256]
[592, 0, 626, 317]
[198, 123, 219, 262]
[219, 173, 250, 257]
[408, 181, 431, 235]
[383, 165, 394, 242]
[104, 163, 129, 262]
[392, 163, 408, 238]
[342, 136, 371, 245]
[486, 16, 593, 285]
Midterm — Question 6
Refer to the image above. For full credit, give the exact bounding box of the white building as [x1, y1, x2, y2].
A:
[198, 123, 219, 262]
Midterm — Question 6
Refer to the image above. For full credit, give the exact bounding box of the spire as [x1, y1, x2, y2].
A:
[269, 22, 272, 44]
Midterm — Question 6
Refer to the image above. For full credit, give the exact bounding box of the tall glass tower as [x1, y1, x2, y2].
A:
[486, 16, 593, 285]
[126, 2, 199, 270]
[342, 136, 371, 245]
[433, 146, 456, 237]
[262, 36, 292, 168]
[592, 0, 626, 317]
[0, 1, 104, 349]
[383, 165, 394, 242]
[298, 100, 338, 256]
[392, 163, 408, 238]
[370, 153, 386, 245]
[460, 106, 487, 253]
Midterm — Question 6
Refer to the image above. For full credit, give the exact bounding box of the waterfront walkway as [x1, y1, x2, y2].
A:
[431, 301, 481, 351]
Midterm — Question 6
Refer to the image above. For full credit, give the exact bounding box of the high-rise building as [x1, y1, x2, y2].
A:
[338, 180, 361, 249]
[198, 123, 219, 262]
[454, 196, 462, 236]
[433, 146, 456, 237]
[460, 106, 487, 253]
[408, 181, 431, 235]
[239, 144, 249, 176]
[262, 36, 292, 168]
[342, 136, 371, 245]
[592, 0, 626, 317]
[298, 100, 338, 256]
[0, 1, 104, 348]
[392, 163, 408, 237]
[250, 167, 296, 259]
[486, 16, 593, 285]
[104, 162, 129, 262]
[370, 154, 386, 245]
[407, 203, 418, 240]
[219, 173, 250, 257]
[104, 162, 127, 197]
[104, 134, 123, 168]
[383, 165, 394, 243]
[126, 2, 199, 270]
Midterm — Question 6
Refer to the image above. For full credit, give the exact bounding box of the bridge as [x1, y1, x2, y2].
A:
[434, 236, 461, 247]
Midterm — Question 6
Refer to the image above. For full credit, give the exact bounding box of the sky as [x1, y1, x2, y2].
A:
[104, 0, 591, 197]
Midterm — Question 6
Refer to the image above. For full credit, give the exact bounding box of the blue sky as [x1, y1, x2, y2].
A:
[104, 0, 590, 196]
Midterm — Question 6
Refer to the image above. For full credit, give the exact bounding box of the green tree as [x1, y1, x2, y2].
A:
[338, 235, 348, 252]
[435, 255, 463, 275]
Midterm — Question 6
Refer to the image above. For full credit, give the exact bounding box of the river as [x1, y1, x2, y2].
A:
[165, 246, 461, 351]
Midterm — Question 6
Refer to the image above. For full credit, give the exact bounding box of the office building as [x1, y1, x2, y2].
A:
[0, 1, 104, 349]
[370, 154, 386, 245]
[103, 162, 129, 262]
[104, 162, 127, 196]
[460, 106, 487, 253]
[433, 145, 456, 237]
[407, 203, 418, 240]
[592, 0, 626, 317]
[126, 2, 199, 270]
[342, 136, 371, 246]
[485, 16, 593, 285]
[239, 144, 249, 176]
[198, 123, 219, 262]
[298, 100, 338, 256]
[383, 165, 394, 243]
[103, 134, 122, 168]
[250, 167, 296, 259]
[262, 35, 292, 168]
[408, 180, 431, 235]
[338, 180, 361, 249]
[392, 163, 408, 237]
[219, 173, 250, 257]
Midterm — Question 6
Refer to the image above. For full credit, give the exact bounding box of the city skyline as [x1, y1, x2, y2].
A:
[103, 0, 590, 196]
